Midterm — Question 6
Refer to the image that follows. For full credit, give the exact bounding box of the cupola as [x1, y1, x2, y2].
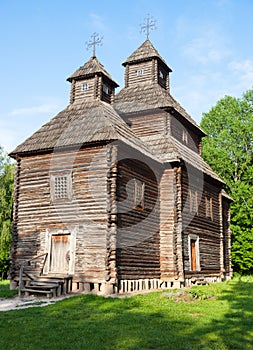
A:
[122, 39, 172, 91]
[67, 56, 119, 105]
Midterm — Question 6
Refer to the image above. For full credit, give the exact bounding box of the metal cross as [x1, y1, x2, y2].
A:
[140, 14, 157, 40]
[86, 32, 103, 57]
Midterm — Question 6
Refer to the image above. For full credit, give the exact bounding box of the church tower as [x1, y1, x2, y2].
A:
[67, 54, 118, 105]
[122, 39, 172, 92]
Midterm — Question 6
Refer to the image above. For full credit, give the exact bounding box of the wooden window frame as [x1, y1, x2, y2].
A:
[102, 84, 109, 94]
[133, 179, 145, 210]
[205, 196, 213, 220]
[188, 234, 200, 271]
[182, 129, 189, 144]
[136, 69, 144, 76]
[189, 189, 199, 215]
[81, 83, 89, 91]
[159, 70, 164, 79]
[50, 171, 72, 202]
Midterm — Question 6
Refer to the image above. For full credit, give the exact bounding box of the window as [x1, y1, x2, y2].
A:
[205, 197, 213, 220]
[159, 70, 164, 79]
[55, 176, 68, 199]
[81, 83, 89, 91]
[134, 180, 145, 210]
[102, 84, 109, 94]
[50, 172, 72, 202]
[137, 69, 143, 76]
[188, 235, 200, 271]
[189, 190, 198, 215]
[182, 129, 188, 144]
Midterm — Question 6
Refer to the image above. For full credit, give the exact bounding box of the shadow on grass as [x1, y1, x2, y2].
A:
[0, 294, 195, 350]
[191, 277, 253, 349]
[0, 279, 253, 349]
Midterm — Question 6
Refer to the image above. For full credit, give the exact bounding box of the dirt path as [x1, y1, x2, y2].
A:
[0, 295, 70, 312]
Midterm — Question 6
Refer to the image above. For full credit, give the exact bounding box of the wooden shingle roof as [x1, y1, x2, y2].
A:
[67, 56, 119, 87]
[141, 134, 224, 183]
[9, 100, 158, 162]
[115, 83, 205, 135]
[123, 39, 172, 71]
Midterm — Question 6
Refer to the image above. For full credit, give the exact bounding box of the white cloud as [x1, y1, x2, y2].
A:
[214, 0, 231, 7]
[10, 103, 59, 116]
[0, 124, 19, 153]
[183, 30, 231, 65]
[228, 59, 253, 91]
[173, 72, 220, 122]
[89, 13, 106, 31]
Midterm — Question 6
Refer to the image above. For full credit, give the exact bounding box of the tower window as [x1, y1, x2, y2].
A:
[159, 70, 164, 79]
[81, 83, 89, 91]
[137, 69, 143, 76]
[102, 84, 109, 94]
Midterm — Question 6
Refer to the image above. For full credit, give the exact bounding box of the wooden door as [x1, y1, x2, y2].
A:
[190, 240, 197, 271]
[50, 234, 70, 274]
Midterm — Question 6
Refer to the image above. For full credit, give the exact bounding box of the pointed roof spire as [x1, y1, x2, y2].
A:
[67, 56, 118, 87]
[122, 39, 172, 71]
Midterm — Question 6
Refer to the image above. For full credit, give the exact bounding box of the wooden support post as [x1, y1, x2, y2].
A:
[18, 265, 24, 297]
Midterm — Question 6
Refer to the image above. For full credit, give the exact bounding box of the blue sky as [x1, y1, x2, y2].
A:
[1, 0, 253, 153]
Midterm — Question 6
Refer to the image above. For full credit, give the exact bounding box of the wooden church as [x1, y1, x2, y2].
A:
[9, 33, 232, 296]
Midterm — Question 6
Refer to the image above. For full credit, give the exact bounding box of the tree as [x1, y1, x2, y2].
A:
[0, 147, 14, 279]
[200, 90, 253, 274]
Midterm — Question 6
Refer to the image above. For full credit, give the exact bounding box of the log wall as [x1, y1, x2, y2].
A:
[127, 60, 153, 86]
[181, 164, 222, 276]
[127, 111, 168, 138]
[171, 115, 201, 153]
[11, 145, 110, 283]
[74, 78, 96, 103]
[116, 152, 161, 280]
[160, 166, 182, 280]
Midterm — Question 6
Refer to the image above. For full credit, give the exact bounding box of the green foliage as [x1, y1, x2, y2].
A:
[0, 278, 253, 349]
[201, 90, 253, 274]
[0, 147, 14, 278]
[0, 279, 17, 298]
[189, 287, 214, 301]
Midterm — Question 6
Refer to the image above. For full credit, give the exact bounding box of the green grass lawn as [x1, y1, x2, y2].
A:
[0, 277, 253, 350]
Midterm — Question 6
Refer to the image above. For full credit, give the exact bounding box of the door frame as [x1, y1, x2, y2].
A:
[44, 227, 77, 275]
[188, 234, 200, 271]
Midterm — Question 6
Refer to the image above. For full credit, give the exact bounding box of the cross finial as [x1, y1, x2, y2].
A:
[140, 14, 157, 40]
[86, 32, 103, 58]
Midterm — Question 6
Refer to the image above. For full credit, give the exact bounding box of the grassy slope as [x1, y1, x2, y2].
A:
[0, 277, 253, 350]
